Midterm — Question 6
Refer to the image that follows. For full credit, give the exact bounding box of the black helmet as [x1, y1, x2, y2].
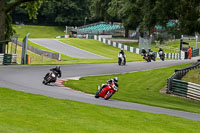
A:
[56, 66, 60, 71]
[114, 77, 118, 83]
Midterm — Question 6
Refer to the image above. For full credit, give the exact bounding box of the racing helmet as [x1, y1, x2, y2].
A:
[114, 77, 118, 83]
[56, 65, 60, 71]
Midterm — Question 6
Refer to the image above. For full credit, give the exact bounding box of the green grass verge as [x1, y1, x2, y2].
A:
[61, 39, 143, 62]
[63, 63, 200, 113]
[13, 25, 65, 38]
[0, 87, 200, 133]
[182, 68, 200, 84]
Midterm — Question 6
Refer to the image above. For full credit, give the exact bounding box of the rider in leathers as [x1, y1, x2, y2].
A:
[101, 77, 118, 91]
[44, 66, 62, 82]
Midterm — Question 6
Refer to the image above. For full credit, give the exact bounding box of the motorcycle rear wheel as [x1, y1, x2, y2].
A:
[118, 58, 122, 65]
[95, 92, 100, 98]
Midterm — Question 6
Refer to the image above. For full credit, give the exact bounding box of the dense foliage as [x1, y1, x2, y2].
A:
[1, 0, 200, 40]
[11, 0, 91, 26]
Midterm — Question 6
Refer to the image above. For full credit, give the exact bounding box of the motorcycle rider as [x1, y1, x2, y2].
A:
[148, 48, 153, 56]
[119, 49, 125, 58]
[141, 48, 147, 56]
[119, 49, 126, 60]
[158, 48, 164, 53]
[44, 66, 62, 81]
[158, 48, 165, 56]
[101, 77, 119, 91]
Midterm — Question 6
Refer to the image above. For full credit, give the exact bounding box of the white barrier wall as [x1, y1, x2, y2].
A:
[94, 35, 180, 60]
[0, 54, 4, 65]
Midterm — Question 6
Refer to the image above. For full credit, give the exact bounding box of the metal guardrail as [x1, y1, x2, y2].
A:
[17, 40, 60, 60]
[167, 59, 200, 94]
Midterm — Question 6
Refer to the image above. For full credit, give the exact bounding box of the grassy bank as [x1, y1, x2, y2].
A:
[63, 63, 200, 113]
[61, 39, 142, 62]
[182, 68, 200, 84]
[13, 25, 65, 38]
[0, 87, 199, 133]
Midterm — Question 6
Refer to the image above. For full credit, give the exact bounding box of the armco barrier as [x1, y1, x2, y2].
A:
[167, 60, 200, 101]
[94, 35, 181, 60]
[171, 79, 200, 101]
[17, 41, 60, 60]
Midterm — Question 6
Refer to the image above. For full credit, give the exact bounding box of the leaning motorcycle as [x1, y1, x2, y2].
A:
[142, 53, 151, 62]
[159, 51, 165, 61]
[95, 82, 118, 100]
[118, 53, 126, 65]
[148, 52, 156, 61]
[43, 72, 57, 85]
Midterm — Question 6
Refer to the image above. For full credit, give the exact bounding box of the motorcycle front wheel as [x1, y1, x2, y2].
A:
[104, 91, 114, 100]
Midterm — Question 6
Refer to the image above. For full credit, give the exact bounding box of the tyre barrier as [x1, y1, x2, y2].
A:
[0, 54, 17, 65]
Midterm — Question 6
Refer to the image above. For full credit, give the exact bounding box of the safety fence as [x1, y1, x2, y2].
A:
[0, 54, 17, 65]
[17, 41, 60, 60]
[167, 60, 200, 101]
[94, 35, 181, 60]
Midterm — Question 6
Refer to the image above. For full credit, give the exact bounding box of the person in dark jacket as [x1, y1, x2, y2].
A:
[119, 49, 125, 58]
[141, 48, 147, 56]
[50, 66, 62, 78]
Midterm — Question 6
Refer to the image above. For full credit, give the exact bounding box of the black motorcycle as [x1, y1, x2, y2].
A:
[118, 53, 126, 65]
[148, 51, 156, 61]
[159, 51, 165, 61]
[142, 53, 151, 62]
[43, 72, 57, 85]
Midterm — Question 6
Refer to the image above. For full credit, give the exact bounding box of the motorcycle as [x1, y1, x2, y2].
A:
[43, 71, 57, 85]
[95, 82, 118, 100]
[118, 53, 126, 65]
[148, 51, 156, 61]
[159, 51, 165, 61]
[142, 53, 151, 62]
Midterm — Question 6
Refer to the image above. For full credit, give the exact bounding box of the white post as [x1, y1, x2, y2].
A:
[195, 35, 198, 49]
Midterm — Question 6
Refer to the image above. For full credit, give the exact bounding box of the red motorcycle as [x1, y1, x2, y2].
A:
[95, 82, 118, 100]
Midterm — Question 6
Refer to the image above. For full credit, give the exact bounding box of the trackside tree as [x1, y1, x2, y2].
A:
[90, 0, 200, 38]
[0, 0, 42, 41]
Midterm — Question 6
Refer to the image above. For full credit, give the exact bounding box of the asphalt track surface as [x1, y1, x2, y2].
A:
[29, 39, 108, 59]
[0, 58, 200, 121]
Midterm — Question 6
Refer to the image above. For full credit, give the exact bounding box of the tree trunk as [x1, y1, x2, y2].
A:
[0, 0, 6, 41]
[124, 26, 129, 38]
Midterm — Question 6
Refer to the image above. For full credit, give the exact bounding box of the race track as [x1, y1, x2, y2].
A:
[0, 58, 200, 121]
[29, 39, 108, 59]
